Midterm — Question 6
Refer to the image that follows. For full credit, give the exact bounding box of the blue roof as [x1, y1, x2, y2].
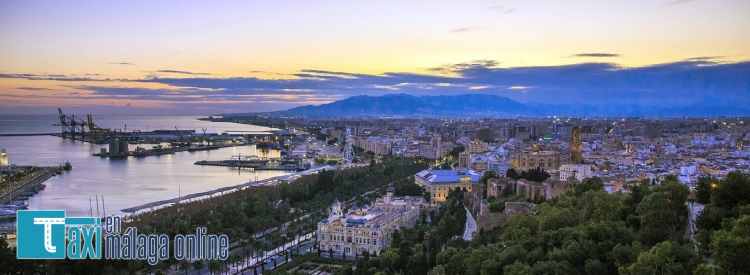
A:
[347, 219, 366, 225]
[415, 169, 482, 184]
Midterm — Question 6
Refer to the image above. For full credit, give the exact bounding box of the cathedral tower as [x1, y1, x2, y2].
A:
[570, 123, 583, 164]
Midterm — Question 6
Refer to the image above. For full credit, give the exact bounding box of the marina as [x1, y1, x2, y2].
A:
[1, 166, 59, 219]
[0, 114, 289, 218]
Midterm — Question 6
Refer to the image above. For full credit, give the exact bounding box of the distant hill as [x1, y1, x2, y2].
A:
[236, 94, 750, 118]
[636, 106, 750, 118]
[275, 94, 535, 117]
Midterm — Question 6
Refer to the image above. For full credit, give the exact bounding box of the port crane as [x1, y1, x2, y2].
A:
[56, 108, 87, 139]
[201, 128, 210, 145]
[87, 114, 113, 140]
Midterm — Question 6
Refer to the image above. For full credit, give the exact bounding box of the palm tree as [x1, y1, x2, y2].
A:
[179, 260, 191, 275]
[207, 260, 220, 275]
[239, 238, 250, 269]
[192, 260, 204, 275]
[241, 243, 251, 270]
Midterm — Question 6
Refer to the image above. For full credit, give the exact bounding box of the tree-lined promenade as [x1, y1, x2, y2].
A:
[0, 157, 428, 274]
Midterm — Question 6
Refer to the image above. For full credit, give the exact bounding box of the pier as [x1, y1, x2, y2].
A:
[1, 166, 57, 204]
[120, 165, 334, 214]
[0, 133, 57, 137]
[194, 155, 306, 171]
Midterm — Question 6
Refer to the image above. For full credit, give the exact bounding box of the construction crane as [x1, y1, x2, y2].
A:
[56, 108, 87, 139]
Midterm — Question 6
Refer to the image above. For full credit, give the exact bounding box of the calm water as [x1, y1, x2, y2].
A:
[0, 115, 287, 217]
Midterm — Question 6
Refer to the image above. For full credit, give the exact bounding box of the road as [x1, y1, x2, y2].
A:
[463, 207, 476, 241]
[162, 173, 404, 274]
[687, 201, 705, 251]
[177, 233, 315, 275]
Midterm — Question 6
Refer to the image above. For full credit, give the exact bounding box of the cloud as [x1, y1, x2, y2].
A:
[684, 56, 723, 61]
[108, 62, 133, 65]
[569, 53, 621, 58]
[428, 59, 501, 74]
[4, 59, 749, 114]
[296, 69, 362, 79]
[448, 27, 484, 33]
[15, 87, 54, 91]
[154, 70, 211, 76]
[0, 73, 111, 82]
[487, 5, 516, 14]
[123, 59, 749, 110]
[508, 86, 530, 90]
[661, 0, 693, 6]
[469, 86, 490, 90]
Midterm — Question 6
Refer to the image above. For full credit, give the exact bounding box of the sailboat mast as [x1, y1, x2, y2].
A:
[96, 195, 100, 217]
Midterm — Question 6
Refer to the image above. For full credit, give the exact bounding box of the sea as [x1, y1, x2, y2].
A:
[0, 114, 288, 220]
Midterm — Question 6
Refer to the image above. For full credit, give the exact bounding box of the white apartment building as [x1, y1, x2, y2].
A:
[559, 164, 592, 182]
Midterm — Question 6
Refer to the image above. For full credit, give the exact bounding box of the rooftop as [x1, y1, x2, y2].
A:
[415, 169, 482, 184]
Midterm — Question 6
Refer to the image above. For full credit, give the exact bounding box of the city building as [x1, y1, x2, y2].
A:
[488, 159, 511, 176]
[419, 144, 440, 160]
[316, 188, 425, 257]
[458, 151, 471, 169]
[559, 164, 592, 182]
[512, 150, 571, 171]
[470, 156, 488, 173]
[467, 141, 489, 154]
[474, 128, 495, 142]
[414, 169, 482, 206]
[487, 177, 515, 198]
[571, 124, 583, 163]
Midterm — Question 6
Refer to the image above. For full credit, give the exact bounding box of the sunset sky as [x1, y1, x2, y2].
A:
[1, 0, 749, 115]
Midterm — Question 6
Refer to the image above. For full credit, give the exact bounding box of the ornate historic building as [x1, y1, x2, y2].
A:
[316, 188, 425, 257]
[512, 150, 571, 171]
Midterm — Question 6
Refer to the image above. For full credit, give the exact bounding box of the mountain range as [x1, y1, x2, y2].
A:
[253, 94, 750, 118]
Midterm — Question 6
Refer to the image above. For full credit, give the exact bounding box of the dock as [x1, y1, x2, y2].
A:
[1, 167, 57, 204]
[2, 166, 58, 219]
[194, 154, 306, 171]
[194, 160, 305, 171]
[0, 133, 57, 137]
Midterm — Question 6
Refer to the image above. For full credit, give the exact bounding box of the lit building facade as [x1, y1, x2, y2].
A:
[467, 141, 489, 154]
[317, 188, 425, 257]
[571, 124, 583, 163]
[512, 150, 571, 171]
[415, 169, 482, 206]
